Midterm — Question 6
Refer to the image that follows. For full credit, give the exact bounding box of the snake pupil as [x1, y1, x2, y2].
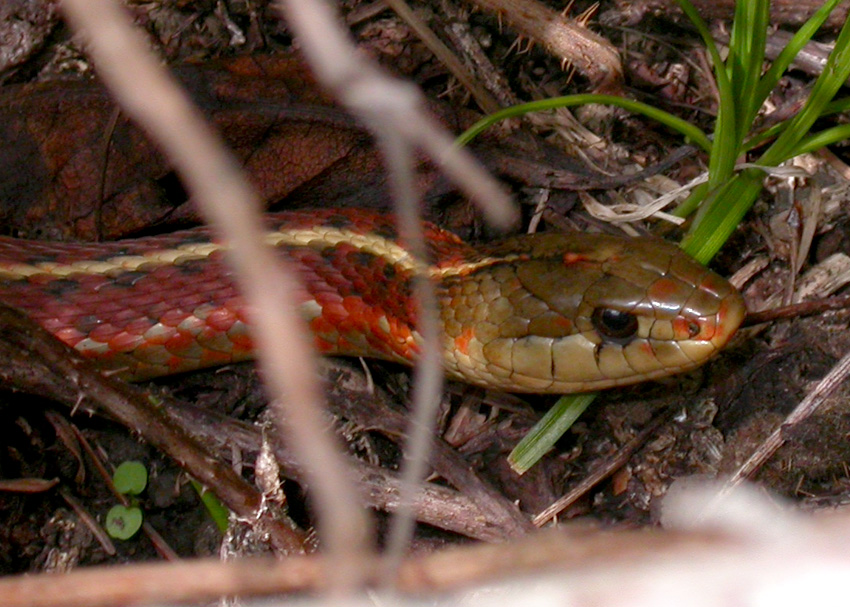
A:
[592, 308, 639, 342]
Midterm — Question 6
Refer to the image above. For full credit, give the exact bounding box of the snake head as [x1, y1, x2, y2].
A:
[438, 233, 746, 394]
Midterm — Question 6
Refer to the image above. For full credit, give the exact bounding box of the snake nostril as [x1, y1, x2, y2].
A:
[688, 321, 700, 338]
[591, 307, 639, 342]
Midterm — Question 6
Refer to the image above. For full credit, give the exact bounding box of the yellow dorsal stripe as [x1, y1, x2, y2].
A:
[0, 227, 514, 281]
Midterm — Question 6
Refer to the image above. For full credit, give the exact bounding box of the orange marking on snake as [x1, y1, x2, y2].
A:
[149, 325, 179, 346]
[200, 349, 233, 368]
[672, 317, 694, 340]
[227, 328, 253, 353]
[677, 316, 715, 341]
[164, 331, 198, 354]
[110, 332, 144, 353]
[562, 252, 588, 266]
[55, 327, 85, 348]
[160, 308, 189, 327]
[320, 301, 348, 325]
[554, 316, 573, 331]
[309, 315, 336, 336]
[454, 327, 475, 356]
[715, 299, 739, 341]
[206, 307, 237, 332]
[313, 337, 336, 354]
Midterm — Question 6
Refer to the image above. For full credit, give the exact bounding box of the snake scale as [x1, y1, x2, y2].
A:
[0, 208, 746, 393]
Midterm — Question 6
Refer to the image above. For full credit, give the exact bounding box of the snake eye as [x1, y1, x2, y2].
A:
[591, 308, 639, 342]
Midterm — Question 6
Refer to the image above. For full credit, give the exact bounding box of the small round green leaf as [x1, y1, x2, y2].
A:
[113, 461, 148, 495]
[105, 505, 143, 540]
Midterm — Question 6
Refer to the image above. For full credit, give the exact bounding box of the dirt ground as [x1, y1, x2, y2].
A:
[1, 0, 850, 585]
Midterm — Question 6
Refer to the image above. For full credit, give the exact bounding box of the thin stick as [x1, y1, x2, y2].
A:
[61, 0, 371, 591]
[373, 129, 446, 583]
[724, 347, 850, 489]
[0, 525, 736, 607]
[384, 0, 502, 113]
[277, 0, 519, 582]
[532, 406, 677, 526]
[742, 293, 850, 327]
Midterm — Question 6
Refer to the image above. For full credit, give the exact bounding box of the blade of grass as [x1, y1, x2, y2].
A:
[743, 95, 850, 154]
[754, 0, 844, 107]
[674, 0, 729, 88]
[675, 0, 841, 219]
[674, 0, 737, 193]
[741, 3, 845, 153]
[455, 94, 711, 152]
[508, 393, 596, 474]
[822, 97, 850, 115]
[795, 124, 850, 156]
[671, 181, 709, 219]
[680, 171, 765, 263]
[191, 480, 230, 534]
[725, 0, 751, 90]
[729, 1, 769, 138]
[759, 29, 850, 166]
[686, 1, 767, 230]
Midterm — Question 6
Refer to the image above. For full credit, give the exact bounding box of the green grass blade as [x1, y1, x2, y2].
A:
[671, 182, 709, 219]
[674, 0, 737, 191]
[793, 124, 850, 157]
[759, 17, 850, 167]
[821, 96, 850, 115]
[743, 0, 844, 153]
[191, 480, 230, 533]
[680, 170, 765, 263]
[754, 0, 844, 108]
[742, 121, 790, 153]
[729, 0, 769, 138]
[508, 393, 596, 475]
[454, 94, 712, 152]
[674, 0, 730, 87]
[743, 95, 850, 153]
[727, 1, 757, 88]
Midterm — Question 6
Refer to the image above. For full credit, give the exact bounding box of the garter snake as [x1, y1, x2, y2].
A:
[0, 208, 745, 393]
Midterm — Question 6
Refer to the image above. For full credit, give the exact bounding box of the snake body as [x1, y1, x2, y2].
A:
[0, 209, 745, 393]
